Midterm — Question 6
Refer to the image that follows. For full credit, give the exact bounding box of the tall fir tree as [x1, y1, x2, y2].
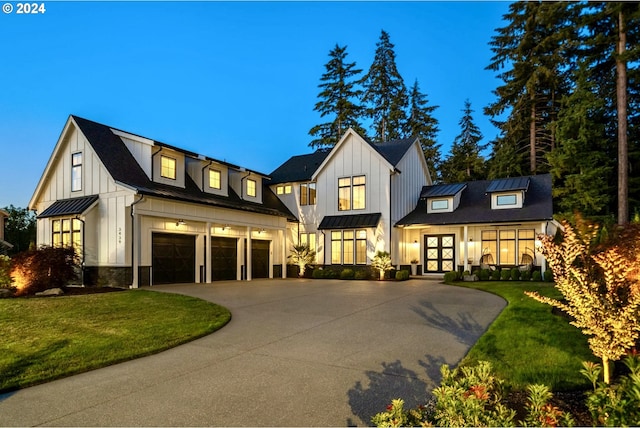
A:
[440, 100, 488, 183]
[485, 1, 578, 177]
[360, 30, 409, 142]
[309, 44, 366, 149]
[404, 79, 441, 180]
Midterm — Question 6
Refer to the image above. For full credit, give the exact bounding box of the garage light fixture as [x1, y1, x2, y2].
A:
[176, 219, 186, 226]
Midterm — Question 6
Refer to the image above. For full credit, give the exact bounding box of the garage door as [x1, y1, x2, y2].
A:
[152, 233, 196, 284]
[250, 239, 270, 279]
[211, 237, 237, 281]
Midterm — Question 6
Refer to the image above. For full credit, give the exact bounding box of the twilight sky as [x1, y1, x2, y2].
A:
[0, 1, 510, 208]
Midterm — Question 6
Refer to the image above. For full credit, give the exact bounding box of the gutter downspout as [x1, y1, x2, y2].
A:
[390, 168, 400, 268]
[151, 147, 163, 181]
[202, 160, 213, 190]
[130, 194, 144, 288]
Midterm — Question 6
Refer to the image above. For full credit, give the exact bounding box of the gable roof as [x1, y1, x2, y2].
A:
[271, 129, 419, 184]
[396, 174, 553, 227]
[36, 115, 296, 221]
[269, 150, 331, 184]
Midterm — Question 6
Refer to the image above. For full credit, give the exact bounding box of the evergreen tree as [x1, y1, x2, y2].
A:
[440, 100, 487, 183]
[309, 44, 366, 149]
[404, 79, 441, 180]
[486, 1, 578, 176]
[360, 30, 409, 142]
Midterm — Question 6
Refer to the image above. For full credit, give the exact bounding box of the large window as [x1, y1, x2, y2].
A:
[482, 229, 534, 266]
[52, 218, 82, 250]
[300, 182, 316, 206]
[481, 230, 497, 266]
[331, 229, 367, 265]
[338, 175, 365, 211]
[160, 156, 176, 180]
[247, 178, 256, 197]
[518, 230, 535, 265]
[499, 230, 516, 265]
[300, 233, 316, 252]
[209, 169, 221, 189]
[71, 152, 82, 192]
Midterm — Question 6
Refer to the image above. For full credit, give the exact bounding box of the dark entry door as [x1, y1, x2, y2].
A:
[249, 239, 270, 279]
[424, 234, 455, 273]
[211, 237, 237, 281]
[152, 233, 196, 284]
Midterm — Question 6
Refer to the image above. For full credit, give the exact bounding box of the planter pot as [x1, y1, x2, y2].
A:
[411, 264, 417, 276]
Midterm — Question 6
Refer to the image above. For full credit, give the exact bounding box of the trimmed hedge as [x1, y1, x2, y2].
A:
[395, 270, 410, 281]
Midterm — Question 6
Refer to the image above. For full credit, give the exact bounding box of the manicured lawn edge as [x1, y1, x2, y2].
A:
[0, 289, 231, 392]
[449, 281, 595, 391]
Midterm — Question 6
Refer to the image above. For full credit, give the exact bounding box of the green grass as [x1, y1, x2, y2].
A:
[0, 290, 231, 392]
[454, 281, 595, 391]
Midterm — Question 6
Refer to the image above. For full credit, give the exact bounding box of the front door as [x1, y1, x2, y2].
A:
[424, 234, 455, 273]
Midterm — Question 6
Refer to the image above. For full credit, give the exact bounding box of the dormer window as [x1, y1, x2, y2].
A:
[209, 169, 221, 190]
[247, 178, 256, 197]
[496, 194, 517, 206]
[430, 199, 449, 211]
[487, 177, 529, 210]
[161, 156, 176, 180]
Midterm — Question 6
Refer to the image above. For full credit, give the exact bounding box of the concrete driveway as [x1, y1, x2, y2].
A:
[0, 278, 505, 426]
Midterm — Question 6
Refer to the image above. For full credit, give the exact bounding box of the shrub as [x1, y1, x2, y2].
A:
[371, 399, 430, 428]
[355, 269, 370, 280]
[312, 268, 324, 279]
[543, 269, 553, 282]
[11, 246, 79, 296]
[532, 271, 542, 282]
[581, 353, 640, 427]
[490, 269, 501, 281]
[479, 269, 491, 281]
[501, 269, 511, 281]
[340, 268, 355, 280]
[510, 268, 520, 281]
[520, 270, 531, 281]
[372, 251, 393, 280]
[463, 270, 471, 277]
[472, 269, 481, 278]
[0, 255, 12, 288]
[395, 270, 410, 281]
[443, 271, 458, 283]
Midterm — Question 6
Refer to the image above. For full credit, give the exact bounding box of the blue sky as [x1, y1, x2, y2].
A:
[0, 1, 510, 208]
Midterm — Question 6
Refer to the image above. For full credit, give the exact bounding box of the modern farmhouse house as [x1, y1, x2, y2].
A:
[30, 116, 556, 287]
[29, 115, 296, 287]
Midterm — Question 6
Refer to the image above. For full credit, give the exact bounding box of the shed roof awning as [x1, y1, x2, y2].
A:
[318, 213, 382, 230]
[38, 195, 99, 218]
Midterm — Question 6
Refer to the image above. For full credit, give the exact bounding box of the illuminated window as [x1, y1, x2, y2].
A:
[300, 182, 316, 206]
[356, 230, 367, 264]
[52, 218, 82, 251]
[518, 229, 535, 265]
[343, 231, 354, 264]
[352, 176, 366, 209]
[284, 185, 292, 194]
[300, 233, 316, 252]
[71, 152, 82, 191]
[276, 186, 284, 195]
[481, 230, 497, 265]
[209, 169, 221, 189]
[247, 178, 256, 197]
[331, 231, 342, 264]
[330, 230, 367, 265]
[338, 177, 351, 211]
[499, 230, 516, 265]
[160, 156, 176, 180]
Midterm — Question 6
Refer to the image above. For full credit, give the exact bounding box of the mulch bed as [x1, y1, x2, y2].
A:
[61, 286, 127, 295]
[505, 389, 593, 426]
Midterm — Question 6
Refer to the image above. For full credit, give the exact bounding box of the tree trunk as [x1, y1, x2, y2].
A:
[602, 356, 610, 385]
[617, 9, 628, 225]
[530, 96, 537, 173]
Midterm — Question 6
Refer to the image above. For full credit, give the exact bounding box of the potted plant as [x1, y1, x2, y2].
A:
[288, 244, 316, 277]
[372, 251, 393, 280]
[410, 259, 419, 276]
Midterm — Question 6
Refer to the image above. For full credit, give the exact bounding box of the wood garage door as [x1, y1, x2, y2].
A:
[152, 233, 196, 284]
[211, 237, 237, 281]
[250, 239, 270, 279]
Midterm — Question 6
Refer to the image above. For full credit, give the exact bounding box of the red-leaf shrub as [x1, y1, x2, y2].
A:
[11, 246, 79, 296]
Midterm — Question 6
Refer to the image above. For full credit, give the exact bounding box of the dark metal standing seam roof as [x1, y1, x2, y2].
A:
[421, 183, 467, 198]
[318, 213, 382, 230]
[486, 176, 530, 193]
[269, 150, 331, 184]
[38, 195, 100, 218]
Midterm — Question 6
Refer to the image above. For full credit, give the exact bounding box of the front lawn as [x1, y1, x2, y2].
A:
[0, 290, 231, 392]
[454, 281, 595, 391]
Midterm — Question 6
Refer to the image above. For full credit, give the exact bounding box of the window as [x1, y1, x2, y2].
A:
[338, 177, 351, 211]
[300, 233, 316, 252]
[330, 229, 367, 265]
[431, 199, 448, 210]
[338, 176, 365, 211]
[71, 152, 82, 192]
[300, 182, 316, 206]
[481, 230, 497, 265]
[497, 194, 517, 206]
[331, 231, 342, 264]
[246, 178, 256, 197]
[276, 186, 284, 195]
[499, 230, 516, 265]
[209, 169, 221, 189]
[284, 185, 292, 194]
[160, 156, 176, 180]
[52, 218, 82, 250]
[518, 229, 535, 265]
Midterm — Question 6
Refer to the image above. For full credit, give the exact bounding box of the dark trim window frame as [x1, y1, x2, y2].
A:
[71, 152, 82, 192]
[160, 155, 177, 180]
[300, 182, 317, 206]
[338, 175, 365, 211]
[330, 229, 367, 265]
[246, 178, 257, 197]
[209, 168, 221, 189]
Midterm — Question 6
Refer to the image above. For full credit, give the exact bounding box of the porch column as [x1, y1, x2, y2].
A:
[463, 225, 469, 272]
[131, 212, 140, 288]
[246, 226, 252, 281]
[205, 222, 211, 283]
[540, 221, 547, 275]
[281, 229, 287, 278]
